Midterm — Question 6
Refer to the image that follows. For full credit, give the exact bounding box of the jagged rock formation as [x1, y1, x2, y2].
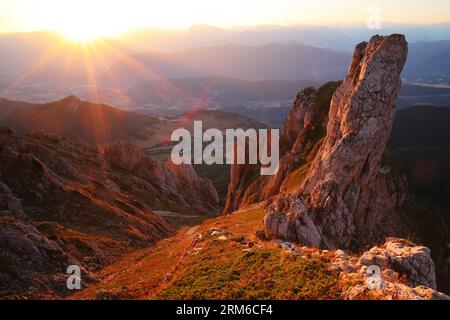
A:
[104, 141, 145, 170]
[224, 35, 409, 245]
[264, 34, 410, 248]
[341, 238, 448, 300]
[358, 238, 436, 289]
[222, 35, 448, 290]
[0, 128, 220, 298]
[223, 82, 340, 214]
[102, 141, 219, 212]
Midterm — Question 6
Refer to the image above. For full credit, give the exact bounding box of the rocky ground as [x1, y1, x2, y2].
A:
[72, 205, 449, 300]
[0, 129, 219, 298]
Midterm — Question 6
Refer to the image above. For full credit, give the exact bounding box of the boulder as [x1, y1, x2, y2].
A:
[358, 238, 437, 289]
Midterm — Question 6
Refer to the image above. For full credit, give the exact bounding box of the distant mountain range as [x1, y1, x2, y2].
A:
[104, 39, 450, 85]
[403, 41, 450, 83]
[111, 23, 450, 52]
[1, 29, 450, 133]
[0, 98, 36, 120]
[109, 43, 350, 84]
[129, 80, 450, 126]
[2, 95, 161, 144]
[0, 95, 267, 147]
[1, 30, 450, 96]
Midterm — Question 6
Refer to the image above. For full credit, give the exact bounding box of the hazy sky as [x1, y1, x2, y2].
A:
[0, 0, 449, 35]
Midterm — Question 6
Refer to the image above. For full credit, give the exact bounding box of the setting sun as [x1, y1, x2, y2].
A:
[43, 0, 125, 41]
[2, 0, 450, 36]
[59, 27, 100, 42]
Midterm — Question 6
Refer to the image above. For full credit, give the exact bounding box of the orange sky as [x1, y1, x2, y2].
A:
[0, 0, 449, 38]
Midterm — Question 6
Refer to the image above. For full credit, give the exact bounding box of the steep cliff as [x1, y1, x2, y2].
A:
[223, 81, 340, 214]
[265, 34, 410, 248]
[223, 35, 448, 290]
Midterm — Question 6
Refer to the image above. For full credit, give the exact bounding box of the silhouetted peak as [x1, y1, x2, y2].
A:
[61, 95, 82, 103]
[59, 95, 82, 112]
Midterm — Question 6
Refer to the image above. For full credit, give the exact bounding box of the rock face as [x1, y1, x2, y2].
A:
[223, 81, 340, 214]
[272, 237, 447, 299]
[358, 238, 436, 289]
[343, 281, 449, 300]
[103, 141, 220, 210]
[340, 238, 449, 300]
[223, 35, 448, 290]
[0, 129, 220, 298]
[166, 160, 220, 206]
[0, 180, 94, 298]
[104, 141, 145, 170]
[264, 35, 410, 249]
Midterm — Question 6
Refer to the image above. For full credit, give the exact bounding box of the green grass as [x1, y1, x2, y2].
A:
[158, 241, 340, 300]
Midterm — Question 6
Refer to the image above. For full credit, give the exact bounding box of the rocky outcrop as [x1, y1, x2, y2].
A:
[222, 35, 448, 291]
[166, 160, 220, 206]
[0, 180, 97, 299]
[103, 140, 220, 211]
[223, 81, 340, 214]
[102, 140, 220, 215]
[264, 35, 410, 248]
[341, 238, 448, 300]
[0, 128, 220, 298]
[104, 141, 144, 170]
[272, 237, 447, 299]
[342, 281, 449, 300]
[358, 238, 436, 289]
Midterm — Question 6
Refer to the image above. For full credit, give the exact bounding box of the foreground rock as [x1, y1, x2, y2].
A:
[341, 238, 448, 300]
[358, 238, 436, 289]
[272, 237, 448, 299]
[69, 203, 448, 300]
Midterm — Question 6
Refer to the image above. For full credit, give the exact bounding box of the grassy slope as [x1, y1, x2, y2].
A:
[73, 205, 341, 300]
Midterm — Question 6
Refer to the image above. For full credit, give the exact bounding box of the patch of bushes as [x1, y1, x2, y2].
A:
[158, 241, 341, 300]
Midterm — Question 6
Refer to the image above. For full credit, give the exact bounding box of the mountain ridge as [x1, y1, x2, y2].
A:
[0, 128, 220, 298]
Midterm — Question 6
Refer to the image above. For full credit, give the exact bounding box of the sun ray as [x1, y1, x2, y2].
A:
[88, 42, 125, 92]
[58, 41, 78, 94]
[0, 39, 68, 98]
[81, 43, 101, 104]
[96, 38, 192, 98]
[81, 43, 110, 144]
